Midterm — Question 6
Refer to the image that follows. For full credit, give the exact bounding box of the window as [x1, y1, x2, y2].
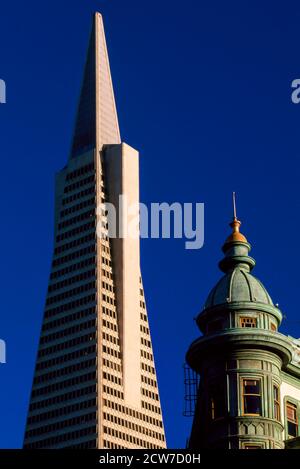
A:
[271, 323, 277, 332]
[243, 444, 262, 449]
[210, 383, 225, 420]
[286, 402, 298, 438]
[240, 317, 257, 328]
[242, 379, 262, 415]
[273, 385, 280, 421]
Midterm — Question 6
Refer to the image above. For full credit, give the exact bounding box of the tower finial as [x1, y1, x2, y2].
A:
[223, 193, 248, 246]
[230, 191, 241, 235]
[232, 191, 237, 220]
[219, 194, 254, 272]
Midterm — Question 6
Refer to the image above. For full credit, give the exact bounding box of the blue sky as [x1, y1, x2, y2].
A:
[1, 0, 300, 449]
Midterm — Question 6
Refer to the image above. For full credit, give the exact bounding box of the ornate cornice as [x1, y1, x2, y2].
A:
[187, 329, 293, 372]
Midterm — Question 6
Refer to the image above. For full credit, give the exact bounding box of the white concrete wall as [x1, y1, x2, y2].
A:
[104, 143, 141, 408]
[280, 380, 300, 438]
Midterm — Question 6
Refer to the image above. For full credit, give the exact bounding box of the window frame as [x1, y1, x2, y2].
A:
[242, 443, 263, 450]
[273, 384, 281, 422]
[239, 316, 257, 328]
[285, 399, 299, 439]
[241, 377, 262, 417]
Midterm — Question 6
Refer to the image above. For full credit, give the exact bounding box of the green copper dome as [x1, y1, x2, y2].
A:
[204, 214, 273, 309]
[205, 267, 273, 308]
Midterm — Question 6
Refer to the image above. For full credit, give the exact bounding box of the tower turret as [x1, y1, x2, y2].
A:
[186, 197, 294, 449]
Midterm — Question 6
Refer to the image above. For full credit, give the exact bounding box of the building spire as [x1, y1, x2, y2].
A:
[70, 13, 121, 158]
[219, 194, 255, 273]
[232, 191, 237, 219]
[226, 192, 247, 244]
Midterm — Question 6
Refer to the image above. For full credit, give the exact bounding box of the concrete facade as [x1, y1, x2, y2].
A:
[23, 13, 166, 449]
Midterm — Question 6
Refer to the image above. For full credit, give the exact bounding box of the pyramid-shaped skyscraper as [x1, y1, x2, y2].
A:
[23, 13, 166, 449]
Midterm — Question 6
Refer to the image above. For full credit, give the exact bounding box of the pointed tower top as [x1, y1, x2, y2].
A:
[224, 192, 248, 245]
[70, 12, 121, 158]
[219, 194, 255, 273]
[232, 191, 237, 219]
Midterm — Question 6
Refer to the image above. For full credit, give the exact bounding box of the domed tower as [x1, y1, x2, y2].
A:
[186, 201, 295, 449]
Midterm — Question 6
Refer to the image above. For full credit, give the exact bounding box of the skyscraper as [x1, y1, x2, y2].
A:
[23, 12, 166, 449]
[186, 203, 300, 449]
